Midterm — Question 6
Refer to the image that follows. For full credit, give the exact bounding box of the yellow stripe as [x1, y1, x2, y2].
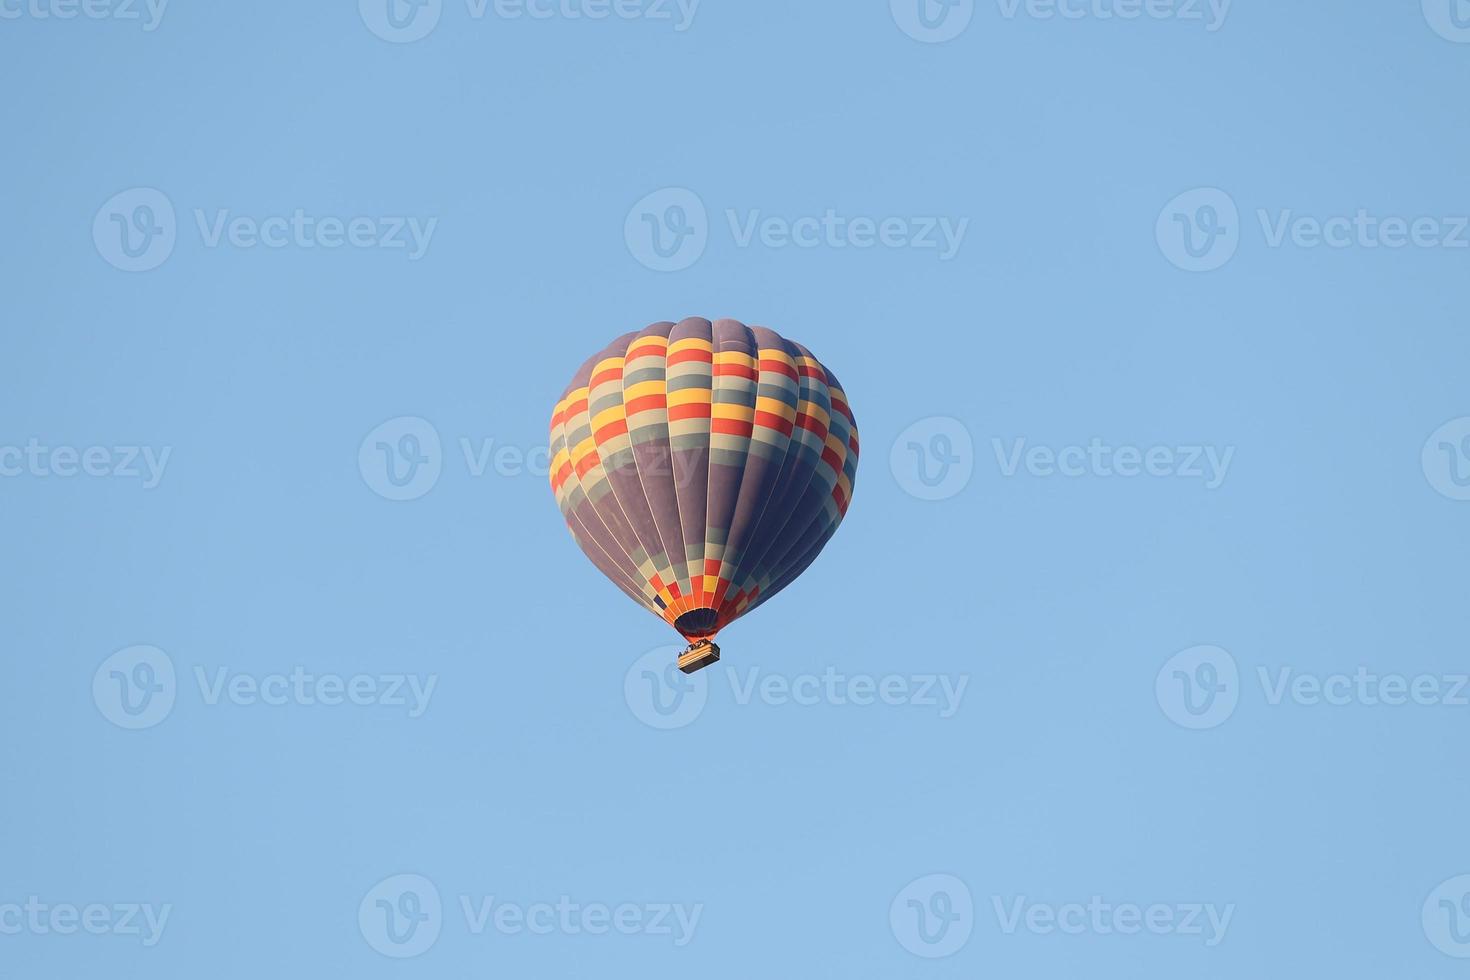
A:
[754, 396, 797, 422]
[800, 403, 831, 428]
[591, 405, 626, 431]
[759, 347, 797, 369]
[712, 403, 755, 422]
[592, 356, 625, 381]
[669, 337, 713, 356]
[667, 387, 712, 407]
[623, 379, 666, 401]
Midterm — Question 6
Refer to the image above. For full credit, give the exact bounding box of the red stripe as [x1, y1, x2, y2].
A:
[712, 418, 753, 437]
[626, 340, 665, 361]
[668, 403, 711, 421]
[798, 364, 825, 380]
[795, 413, 827, 438]
[667, 348, 713, 367]
[713, 363, 758, 380]
[591, 366, 623, 387]
[594, 419, 629, 440]
[821, 446, 843, 472]
[624, 394, 667, 415]
[758, 358, 799, 381]
[753, 411, 794, 436]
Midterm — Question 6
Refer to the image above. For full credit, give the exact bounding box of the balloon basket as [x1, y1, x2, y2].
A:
[678, 639, 720, 674]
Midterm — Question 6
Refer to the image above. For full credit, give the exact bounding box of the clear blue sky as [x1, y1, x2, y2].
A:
[4, 1, 1470, 977]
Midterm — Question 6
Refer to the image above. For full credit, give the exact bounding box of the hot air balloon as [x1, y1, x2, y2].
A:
[549, 318, 859, 673]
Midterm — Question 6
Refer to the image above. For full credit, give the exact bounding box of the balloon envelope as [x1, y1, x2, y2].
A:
[549, 318, 859, 642]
